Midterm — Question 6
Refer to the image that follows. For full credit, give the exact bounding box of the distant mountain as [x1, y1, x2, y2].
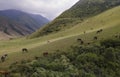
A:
[28, 0, 120, 38]
[0, 9, 49, 39]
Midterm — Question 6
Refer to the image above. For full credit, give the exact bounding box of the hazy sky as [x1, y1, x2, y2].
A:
[0, 0, 79, 20]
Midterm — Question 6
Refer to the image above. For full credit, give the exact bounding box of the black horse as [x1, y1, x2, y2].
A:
[1, 56, 5, 62]
[94, 36, 98, 40]
[22, 48, 28, 53]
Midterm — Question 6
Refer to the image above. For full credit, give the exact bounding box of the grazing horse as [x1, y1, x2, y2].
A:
[87, 42, 90, 45]
[77, 38, 84, 45]
[43, 52, 48, 56]
[96, 30, 100, 34]
[94, 36, 98, 40]
[77, 38, 82, 41]
[84, 31, 86, 34]
[4, 54, 8, 57]
[35, 56, 39, 60]
[0, 70, 10, 77]
[80, 40, 84, 44]
[22, 48, 28, 53]
[1, 56, 5, 62]
[100, 29, 103, 32]
[1, 54, 8, 62]
[115, 34, 120, 39]
[47, 40, 50, 43]
[115, 35, 118, 38]
[96, 29, 103, 34]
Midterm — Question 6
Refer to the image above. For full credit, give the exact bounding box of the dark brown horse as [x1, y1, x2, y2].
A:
[96, 29, 103, 34]
[4, 54, 8, 57]
[1, 54, 8, 62]
[94, 36, 98, 40]
[43, 52, 48, 56]
[0, 70, 10, 77]
[22, 48, 28, 53]
[1, 56, 5, 62]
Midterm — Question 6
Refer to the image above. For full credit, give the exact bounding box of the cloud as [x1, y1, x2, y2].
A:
[0, 0, 79, 20]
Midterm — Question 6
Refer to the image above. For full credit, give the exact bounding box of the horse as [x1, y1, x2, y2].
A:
[0, 70, 10, 77]
[94, 36, 98, 40]
[1, 56, 5, 62]
[43, 52, 48, 56]
[22, 48, 28, 53]
[77, 38, 82, 41]
[4, 54, 8, 57]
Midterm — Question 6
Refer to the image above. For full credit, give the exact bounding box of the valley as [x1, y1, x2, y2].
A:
[0, 5, 120, 69]
[0, 0, 120, 77]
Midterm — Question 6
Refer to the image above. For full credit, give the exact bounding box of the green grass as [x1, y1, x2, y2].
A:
[58, 0, 120, 18]
[0, 6, 120, 69]
[28, 0, 120, 37]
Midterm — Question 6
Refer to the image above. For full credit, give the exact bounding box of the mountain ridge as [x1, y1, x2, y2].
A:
[29, 0, 120, 38]
[0, 9, 49, 40]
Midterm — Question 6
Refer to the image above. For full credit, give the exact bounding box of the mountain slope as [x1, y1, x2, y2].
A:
[58, 0, 120, 18]
[0, 10, 49, 39]
[29, 6, 120, 38]
[29, 0, 120, 38]
[0, 6, 120, 69]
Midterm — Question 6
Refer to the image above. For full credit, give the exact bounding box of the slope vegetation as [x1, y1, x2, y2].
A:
[29, 0, 120, 38]
[9, 39, 120, 77]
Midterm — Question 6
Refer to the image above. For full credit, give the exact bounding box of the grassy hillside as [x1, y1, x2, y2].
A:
[29, 5, 120, 39]
[58, 0, 120, 18]
[28, 0, 120, 38]
[0, 6, 120, 70]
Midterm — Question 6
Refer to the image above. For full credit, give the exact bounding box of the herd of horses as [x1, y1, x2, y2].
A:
[0, 48, 49, 77]
[77, 29, 103, 45]
[0, 28, 120, 77]
[0, 29, 102, 62]
[77, 28, 120, 45]
[0, 48, 49, 63]
[0, 48, 28, 63]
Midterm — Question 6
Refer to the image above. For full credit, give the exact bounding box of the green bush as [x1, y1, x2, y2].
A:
[100, 39, 120, 48]
[9, 39, 120, 77]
